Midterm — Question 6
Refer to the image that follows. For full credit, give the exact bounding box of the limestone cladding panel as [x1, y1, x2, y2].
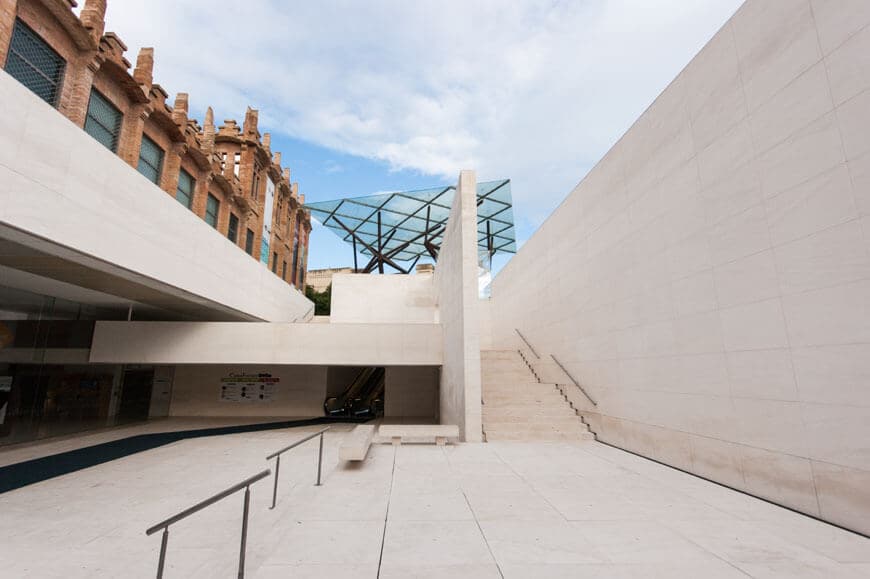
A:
[487, 0, 870, 535]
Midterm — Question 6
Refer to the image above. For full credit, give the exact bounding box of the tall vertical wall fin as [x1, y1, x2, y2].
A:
[488, 0, 870, 535]
[436, 170, 482, 441]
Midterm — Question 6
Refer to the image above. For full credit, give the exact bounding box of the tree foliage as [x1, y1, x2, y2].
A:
[305, 283, 332, 316]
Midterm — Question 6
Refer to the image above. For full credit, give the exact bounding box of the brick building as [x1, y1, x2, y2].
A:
[0, 0, 311, 289]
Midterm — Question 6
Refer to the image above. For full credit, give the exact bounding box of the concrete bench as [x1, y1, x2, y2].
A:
[338, 425, 375, 461]
[378, 424, 460, 446]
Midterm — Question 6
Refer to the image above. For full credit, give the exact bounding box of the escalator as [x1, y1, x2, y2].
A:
[324, 367, 385, 418]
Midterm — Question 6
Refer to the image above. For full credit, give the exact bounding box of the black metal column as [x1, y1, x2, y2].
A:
[377, 211, 384, 274]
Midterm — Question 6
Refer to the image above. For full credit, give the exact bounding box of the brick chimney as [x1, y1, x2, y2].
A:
[273, 151, 281, 166]
[203, 106, 215, 153]
[80, 0, 107, 43]
[283, 168, 290, 182]
[262, 132, 271, 150]
[133, 47, 154, 91]
[243, 107, 258, 138]
[172, 93, 189, 127]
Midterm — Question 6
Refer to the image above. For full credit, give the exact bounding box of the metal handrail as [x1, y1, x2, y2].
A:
[266, 426, 329, 509]
[550, 354, 597, 407]
[145, 468, 271, 579]
[515, 328, 539, 359]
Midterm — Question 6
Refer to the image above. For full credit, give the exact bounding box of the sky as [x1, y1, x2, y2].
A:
[98, 0, 743, 271]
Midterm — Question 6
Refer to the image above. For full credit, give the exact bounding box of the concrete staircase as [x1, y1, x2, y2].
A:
[481, 350, 595, 442]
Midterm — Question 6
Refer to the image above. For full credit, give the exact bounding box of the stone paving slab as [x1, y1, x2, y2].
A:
[0, 426, 868, 578]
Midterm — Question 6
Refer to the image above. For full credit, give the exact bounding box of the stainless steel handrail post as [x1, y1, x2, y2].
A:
[270, 455, 281, 510]
[146, 469, 270, 579]
[237, 486, 250, 579]
[316, 431, 324, 486]
[156, 528, 169, 579]
[265, 426, 330, 507]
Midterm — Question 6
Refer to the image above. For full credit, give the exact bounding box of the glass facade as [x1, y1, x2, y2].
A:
[0, 285, 142, 447]
[5, 19, 66, 106]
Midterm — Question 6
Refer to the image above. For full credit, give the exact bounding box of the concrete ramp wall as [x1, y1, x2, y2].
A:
[489, 0, 870, 534]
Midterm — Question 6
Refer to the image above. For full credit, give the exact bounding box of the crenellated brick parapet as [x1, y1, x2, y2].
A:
[0, 0, 311, 289]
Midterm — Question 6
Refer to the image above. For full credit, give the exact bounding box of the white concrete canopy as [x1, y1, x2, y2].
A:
[0, 70, 312, 322]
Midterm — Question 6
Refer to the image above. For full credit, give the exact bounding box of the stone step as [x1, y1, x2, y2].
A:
[484, 421, 587, 431]
[483, 409, 578, 420]
[484, 417, 589, 429]
[481, 370, 534, 380]
[484, 430, 595, 442]
[481, 390, 568, 406]
[482, 382, 559, 392]
[480, 350, 521, 360]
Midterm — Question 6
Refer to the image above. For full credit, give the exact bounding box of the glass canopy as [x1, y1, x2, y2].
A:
[304, 179, 516, 263]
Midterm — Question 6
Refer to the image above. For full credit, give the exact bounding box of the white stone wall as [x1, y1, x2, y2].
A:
[89, 321, 443, 366]
[385, 366, 439, 419]
[0, 70, 312, 323]
[330, 272, 438, 323]
[478, 298, 493, 350]
[435, 171, 483, 441]
[170, 364, 327, 417]
[489, 0, 870, 534]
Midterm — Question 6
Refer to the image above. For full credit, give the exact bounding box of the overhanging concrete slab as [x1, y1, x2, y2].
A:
[89, 321, 443, 366]
[0, 70, 312, 322]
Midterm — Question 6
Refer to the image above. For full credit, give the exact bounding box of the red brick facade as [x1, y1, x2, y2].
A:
[0, 0, 311, 290]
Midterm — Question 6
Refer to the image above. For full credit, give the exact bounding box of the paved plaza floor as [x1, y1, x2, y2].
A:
[1, 424, 868, 578]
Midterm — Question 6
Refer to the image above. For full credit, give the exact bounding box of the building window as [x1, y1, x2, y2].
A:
[227, 213, 239, 243]
[205, 194, 219, 227]
[5, 19, 66, 106]
[291, 237, 299, 284]
[234, 152, 241, 178]
[282, 260, 287, 280]
[176, 169, 194, 209]
[137, 134, 164, 184]
[272, 252, 278, 273]
[251, 167, 260, 200]
[84, 89, 122, 152]
[245, 229, 255, 255]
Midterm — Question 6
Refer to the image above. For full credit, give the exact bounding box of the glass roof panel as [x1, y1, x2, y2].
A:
[304, 179, 516, 263]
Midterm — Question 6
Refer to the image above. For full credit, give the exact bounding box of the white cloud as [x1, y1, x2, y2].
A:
[103, 0, 742, 240]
